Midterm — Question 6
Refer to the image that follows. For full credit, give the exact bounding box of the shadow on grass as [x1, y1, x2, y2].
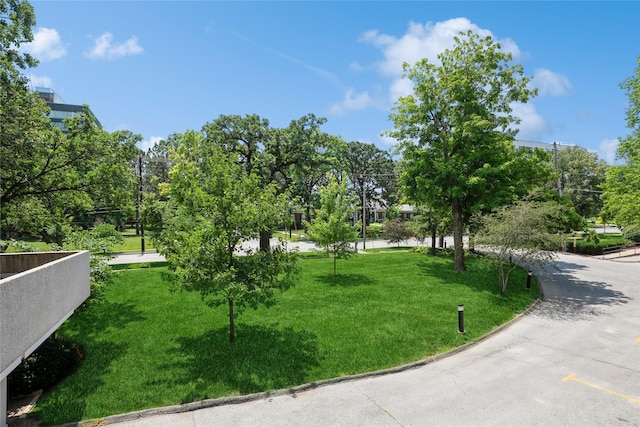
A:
[163, 324, 319, 404]
[415, 254, 496, 292]
[314, 273, 377, 287]
[35, 301, 145, 425]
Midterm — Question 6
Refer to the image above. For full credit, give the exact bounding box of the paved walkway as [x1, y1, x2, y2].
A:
[80, 252, 640, 426]
[107, 237, 450, 265]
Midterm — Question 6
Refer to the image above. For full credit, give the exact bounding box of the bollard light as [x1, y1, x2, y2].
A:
[526, 272, 532, 291]
[458, 304, 465, 334]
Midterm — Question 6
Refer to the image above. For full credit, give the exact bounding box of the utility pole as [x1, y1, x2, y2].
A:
[554, 141, 563, 197]
[362, 176, 367, 250]
[138, 154, 145, 254]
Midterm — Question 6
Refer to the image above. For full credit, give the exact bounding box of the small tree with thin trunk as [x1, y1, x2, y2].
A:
[475, 199, 565, 294]
[157, 141, 298, 342]
[306, 176, 361, 278]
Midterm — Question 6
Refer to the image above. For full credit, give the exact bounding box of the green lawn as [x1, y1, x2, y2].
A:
[35, 251, 538, 425]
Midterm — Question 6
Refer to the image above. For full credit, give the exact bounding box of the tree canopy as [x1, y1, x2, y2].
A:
[1, 0, 140, 243]
[602, 56, 640, 228]
[557, 146, 607, 219]
[157, 138, 298, 342]
[387, 30, 541, 272]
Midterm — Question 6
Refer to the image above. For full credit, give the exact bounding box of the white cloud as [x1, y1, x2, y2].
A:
[361, 18, 520, 78]
[348, 61, 365, 72]
[23, 27, 66, 61]
[388, 78, 414, 104]
[361, 18, 522, 105]
[28, 73, 53, 88]
[597, 138, 619, 165]
[330, 89, 374, 115]
[379, 133, 399, 147]
[510, 102, 549, 140]
[533, 68, 573, 96]
[85, 32, 143, 60]
[138, 136, 163, 153]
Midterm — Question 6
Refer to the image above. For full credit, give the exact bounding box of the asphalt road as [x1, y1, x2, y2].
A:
[90, 252, 640, 427]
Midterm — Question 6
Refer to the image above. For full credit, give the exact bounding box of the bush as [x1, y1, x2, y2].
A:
[366, 223, 384, 238]
[7, 336, 82, 398]
[572, 236, 629, 255]
[622, 224, 640, 242]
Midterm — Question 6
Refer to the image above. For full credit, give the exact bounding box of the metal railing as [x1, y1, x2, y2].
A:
[602, 242, 640, 260]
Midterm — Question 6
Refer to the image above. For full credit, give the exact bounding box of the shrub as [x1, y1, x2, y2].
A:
[572, 236, 629, 255]
[7, 336, 82, 398]
[622, 224, 640, 242]
[366, 223, 384, 238]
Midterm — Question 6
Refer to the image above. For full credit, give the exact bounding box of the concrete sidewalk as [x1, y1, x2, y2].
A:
[74, 252, 640, 426]
[107, 237, 444, 265]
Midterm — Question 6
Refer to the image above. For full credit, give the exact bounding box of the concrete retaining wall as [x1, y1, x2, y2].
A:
[0, 251, 91, 381]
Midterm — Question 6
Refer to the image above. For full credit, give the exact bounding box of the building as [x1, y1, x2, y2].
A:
[514, 139, 571, 152]
[36, 87, 101, 132]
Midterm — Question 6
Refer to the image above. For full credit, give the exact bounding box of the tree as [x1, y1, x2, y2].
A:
[201, 113, 340, 250]
[382, 217, 413, 246]
[341, 141, 397, 226]
[387, 30, 539, 272]
[0, 0, 37, 83]
[1, 105, 140, 243]
[475, 199, 566, 294]
[156, 141, 298, 343]
[305, 176, 361, 278]
[602, 56, 640, 228]
[557, 146, 607, 219]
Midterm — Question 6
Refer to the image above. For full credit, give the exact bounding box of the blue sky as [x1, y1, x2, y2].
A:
[25, 1, 639, 164]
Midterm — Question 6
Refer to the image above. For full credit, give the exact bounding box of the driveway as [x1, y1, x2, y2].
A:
[94, 253, 640, 426]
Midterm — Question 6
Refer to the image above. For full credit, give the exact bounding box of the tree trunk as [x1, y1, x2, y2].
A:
[228, 298, 235, 342]
[333, 251, 337, 278]
[259, 230, 271, 252]
[431, 221, 437, 253]
[452, 197, 466, 272]
[498, 264, 506, 295]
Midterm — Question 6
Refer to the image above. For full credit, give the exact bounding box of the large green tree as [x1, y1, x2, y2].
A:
[557, 146, 607, 219]
[157, 139, 298, 343]
[341, 141, 397, 230]
[200, 114, 339, 248]
[1, 0, 139, 243]
[602, 56, 640, 228]
[387, 30, 539, 272]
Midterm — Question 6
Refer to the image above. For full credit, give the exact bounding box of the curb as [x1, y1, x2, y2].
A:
[61, 280, 544, 427]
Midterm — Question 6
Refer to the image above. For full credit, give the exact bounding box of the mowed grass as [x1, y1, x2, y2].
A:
[35, 251, 538, 425]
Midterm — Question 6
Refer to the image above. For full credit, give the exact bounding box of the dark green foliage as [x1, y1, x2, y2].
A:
[8, 335, 82, 398]
[572, 236, 630, 255]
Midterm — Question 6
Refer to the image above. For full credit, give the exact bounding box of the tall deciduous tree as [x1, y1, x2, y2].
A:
[306, 176, 360, 278]
[157, 139, 298, 343]
[1, 0, 139, 242]
[602, 56, 640, 228]
[341, 141, 397, 228]
[387, 30, 538, 272]
[201, 113, 339, 250]
[557, 146, 607, 219]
